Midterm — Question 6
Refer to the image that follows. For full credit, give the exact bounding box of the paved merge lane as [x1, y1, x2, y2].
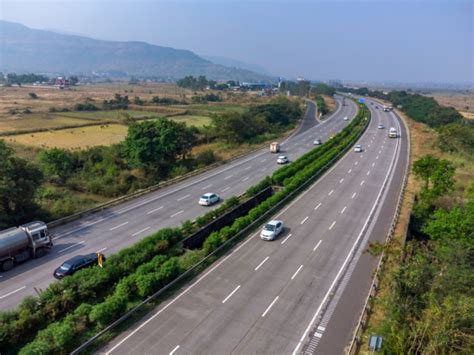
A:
[100, 101, 407, 354]
[0, 98, 357, 310]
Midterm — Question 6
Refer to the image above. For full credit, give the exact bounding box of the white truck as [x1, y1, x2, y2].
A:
[389, 127, 398, 138]
[270, 142, 280, 153]
[0, 221, 53, 271]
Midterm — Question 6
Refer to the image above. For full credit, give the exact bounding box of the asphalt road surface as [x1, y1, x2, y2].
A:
[99, 100, 408, 354]
[0, 97, 358, 311]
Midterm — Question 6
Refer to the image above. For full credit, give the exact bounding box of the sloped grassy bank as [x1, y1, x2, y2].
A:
[0, 103, 369, 355]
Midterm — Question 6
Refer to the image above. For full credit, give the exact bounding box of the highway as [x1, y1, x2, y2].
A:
[0, 97, 358, 311]
[99, 99, 408, 355]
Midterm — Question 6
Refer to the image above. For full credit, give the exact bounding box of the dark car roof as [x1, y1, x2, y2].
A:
[63, 253, 96, 264]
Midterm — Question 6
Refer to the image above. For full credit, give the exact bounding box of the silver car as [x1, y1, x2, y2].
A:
[199, 192, 220, 206]
[260, 220, 284, 241]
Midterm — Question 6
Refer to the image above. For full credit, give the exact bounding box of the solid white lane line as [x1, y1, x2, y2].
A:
[222, 285, 241, 304]
[348, 169, 352, 173]
[300, 216, 309, 225]
[147, 206, 163, 215]
[0, 286, 26, 300]
[360, 180, 365, 186]
[221, 187, 230, 192]
[291, 265, 304, 280]
[313, 240, 322, 252]
[328, 190, 334, 196]
[177, 194, 190, 201]
[201, 184, 212, 190]
[329, 221, 336, 230]
[254, 256, 270, 271]
[110, 221, 128, 231]
[262, 296, 279, 317]
[224, 175, 233, 180]
[132, 227, 151, 237]
[314, 202, 322, 210]
[367, 171, 371, 176]
[242, 177, 249, 182]
[96, 247, 107, 253]
[169, 345, 180, 355]
[339, 178, 344, 183]
[170, 210, 184, 218]
[57, 241, 85, 254]
[341, 206, 347, 214]
[281, 233, 293, 245]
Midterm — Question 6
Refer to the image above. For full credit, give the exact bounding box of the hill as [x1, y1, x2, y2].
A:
[0, 21, 271, 81]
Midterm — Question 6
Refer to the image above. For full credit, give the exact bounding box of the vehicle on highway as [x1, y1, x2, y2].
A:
[343, 116, 349, 121]
[375, 105, 379, 109]
[354, 144, 363, 152]
[270, 141, 280, 153]
[277, 155, 289, 164]
[0, 221, 52, 271]
[199, 192, 220, 206]
[389, 127, 398, 138]
[377, 124, 384, 129]
[53, 253, 105, 279]
[260, 220, 284, 241]
[313, 139, 322, 145]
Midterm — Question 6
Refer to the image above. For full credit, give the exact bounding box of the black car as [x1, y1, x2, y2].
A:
[53, 253, 105, 279]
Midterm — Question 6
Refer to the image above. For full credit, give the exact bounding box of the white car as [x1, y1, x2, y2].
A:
[260, 220, 284, 241]
[343, 116, 349, 121]
[354, 144, 363, 152]
[199, 192, 220, 206]
[277, 155, 289, 164]
[378, 124, 384, 129]
[313, 139, 322, 145]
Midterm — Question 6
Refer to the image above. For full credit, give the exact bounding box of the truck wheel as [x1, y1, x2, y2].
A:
[1, 259, 14, 271]
[35, 248, 47, 258]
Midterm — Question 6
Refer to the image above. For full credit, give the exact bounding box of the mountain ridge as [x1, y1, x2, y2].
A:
[0, 20, 271, 81]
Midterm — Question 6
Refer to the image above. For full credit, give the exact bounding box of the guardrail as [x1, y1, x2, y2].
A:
[346, 106, 411, 355]
[71, 104, 368, 354]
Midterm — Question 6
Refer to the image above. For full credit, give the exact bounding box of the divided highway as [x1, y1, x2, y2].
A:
[0, 97, 358, 310]
[100, 99, 408, 355]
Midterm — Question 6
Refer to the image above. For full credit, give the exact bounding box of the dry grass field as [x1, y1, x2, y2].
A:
[431, 92, 474, 116]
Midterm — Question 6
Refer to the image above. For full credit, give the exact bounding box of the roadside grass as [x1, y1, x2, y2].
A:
[322, 95, 337, 113]
[359, 108, 474, 353]
[460, 111, 474, 120]
[56, 109, 163, 120]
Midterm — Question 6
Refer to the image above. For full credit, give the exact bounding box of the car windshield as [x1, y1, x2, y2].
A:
[60, 263, 72, 271]
[201, 195, 209, 200]
[264, 224, 276, 231]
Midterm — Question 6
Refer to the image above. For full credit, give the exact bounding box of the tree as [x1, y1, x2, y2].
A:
[38, 148, 76, 183]
[0, 140, 43, 227]
[68, 76, 79, 86]
[413, 155, 455, 199]
[123, 119, 196, 172]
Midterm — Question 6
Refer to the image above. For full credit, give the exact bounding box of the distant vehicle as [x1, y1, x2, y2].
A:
[277, 155, 289, 164]
[354, 144, 363, 152]
[375, 106, 379, 109]
[199, 192, 220, 206]
[260, 220, 284, 241]
[0, 221, 52, 271]
[54, 253, 105, 279]
[270, 142, 280, 153]
[343, 116, 349, 121]
[378, 124, 384, 129]
[313, 139, 322, 145]
[383, 105, 393, 112]
[389, 127, 398, 138]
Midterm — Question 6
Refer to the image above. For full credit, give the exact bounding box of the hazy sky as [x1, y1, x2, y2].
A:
[1, 0, 472, 84]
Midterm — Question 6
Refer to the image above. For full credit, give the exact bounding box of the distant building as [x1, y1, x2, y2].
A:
[54, 76, 69, 89]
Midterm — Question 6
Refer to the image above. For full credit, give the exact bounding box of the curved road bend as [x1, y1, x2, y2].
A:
[100, 101, 408, 354]
[0, 97, 357, 311]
